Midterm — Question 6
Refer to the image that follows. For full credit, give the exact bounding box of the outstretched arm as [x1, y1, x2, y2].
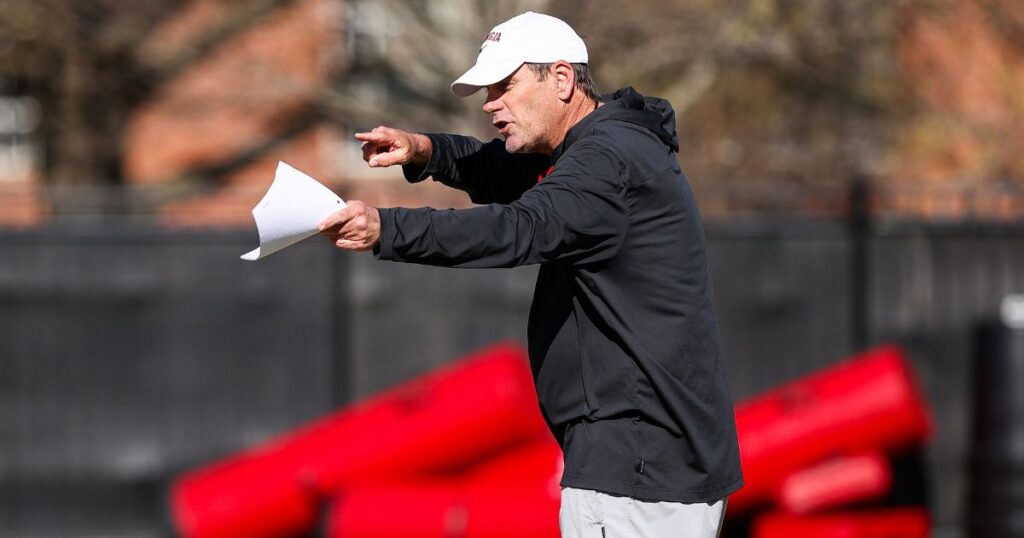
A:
[320, 140, 626, 268]
[353, 126, 549, 204]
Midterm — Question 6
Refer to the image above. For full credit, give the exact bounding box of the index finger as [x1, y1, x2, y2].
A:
[354, 131, 390, 143]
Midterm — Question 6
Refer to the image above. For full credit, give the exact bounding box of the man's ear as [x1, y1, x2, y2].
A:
[552, 61, 575, 101]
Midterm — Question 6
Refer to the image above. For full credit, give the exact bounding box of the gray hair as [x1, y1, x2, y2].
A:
[526, 63, 600, 102]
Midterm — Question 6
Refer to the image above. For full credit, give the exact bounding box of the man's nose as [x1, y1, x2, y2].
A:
[482, 92, 502, 114]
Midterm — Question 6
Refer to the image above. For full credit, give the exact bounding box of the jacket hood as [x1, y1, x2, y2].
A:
[554, 87, 679, 162]
[602, 87, 679, 153]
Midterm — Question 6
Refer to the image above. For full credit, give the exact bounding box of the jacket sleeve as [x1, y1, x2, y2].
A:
[401, 133, 551, 204]
[379, 140, 627, 268]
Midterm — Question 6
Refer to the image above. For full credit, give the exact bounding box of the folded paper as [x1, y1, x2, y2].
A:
[241, 162, 345, 261]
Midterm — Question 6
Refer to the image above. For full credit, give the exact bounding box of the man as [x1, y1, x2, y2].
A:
[319, 11, 742, 537]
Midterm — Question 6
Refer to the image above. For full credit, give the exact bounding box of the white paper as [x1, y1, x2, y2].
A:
[241, 162, 346, 261]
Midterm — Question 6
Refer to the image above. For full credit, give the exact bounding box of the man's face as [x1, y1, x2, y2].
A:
[483, 65, 559, 154]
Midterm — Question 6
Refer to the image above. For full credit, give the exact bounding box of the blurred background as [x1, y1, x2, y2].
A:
[1, 0, 1023, 536]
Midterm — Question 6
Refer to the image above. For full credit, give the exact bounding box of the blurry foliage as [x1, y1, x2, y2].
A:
[894, 0, 1024, 185]
[0, 0, 298, 188]
[1, 0, 1023, 217]
[323, 0, 553, 136]
[566, 0, 906, 195]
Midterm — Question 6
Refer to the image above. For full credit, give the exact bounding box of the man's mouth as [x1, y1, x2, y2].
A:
[494, 121, 511, 136]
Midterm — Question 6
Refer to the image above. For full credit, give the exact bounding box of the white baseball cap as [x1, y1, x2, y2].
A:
[450, 11, 588, 97]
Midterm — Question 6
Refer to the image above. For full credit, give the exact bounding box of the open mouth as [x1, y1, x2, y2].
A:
[493, 121, 510, 136]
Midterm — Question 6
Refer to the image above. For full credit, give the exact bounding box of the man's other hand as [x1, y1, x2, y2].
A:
[318, 201, 381, 252]
[354, 126, 431, 168]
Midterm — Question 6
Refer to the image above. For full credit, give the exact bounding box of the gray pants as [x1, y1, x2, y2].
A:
[559, 487, 727, 538]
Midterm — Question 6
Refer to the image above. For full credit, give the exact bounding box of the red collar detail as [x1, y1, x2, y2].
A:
[537, 166, 555, 183]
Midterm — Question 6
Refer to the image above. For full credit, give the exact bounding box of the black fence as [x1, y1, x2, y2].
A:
[2, 217, 1023, 536]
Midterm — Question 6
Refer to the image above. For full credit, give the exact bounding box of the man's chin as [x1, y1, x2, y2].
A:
[504, 137, 527, 153]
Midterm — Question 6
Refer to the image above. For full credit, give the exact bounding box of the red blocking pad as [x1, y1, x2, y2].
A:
[730, 346, 931, 513]
[460, 438, 563, 490]
[325, 482, 561, 538]
[170, 343, 548, 538]
[752, 508, 930, 538]
[776, 451, 892, 514]
[325, 440, 563, 538]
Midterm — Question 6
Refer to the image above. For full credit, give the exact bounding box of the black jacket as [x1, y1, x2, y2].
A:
[379, 87, 743, 503]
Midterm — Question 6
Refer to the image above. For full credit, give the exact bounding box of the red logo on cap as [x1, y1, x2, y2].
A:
[485, 31, 502, 42]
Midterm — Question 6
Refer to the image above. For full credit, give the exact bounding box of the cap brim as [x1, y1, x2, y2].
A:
[450, 60, 523, 97]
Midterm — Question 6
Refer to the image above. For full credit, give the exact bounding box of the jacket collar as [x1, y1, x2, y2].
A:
[551, 93, 622, 162]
